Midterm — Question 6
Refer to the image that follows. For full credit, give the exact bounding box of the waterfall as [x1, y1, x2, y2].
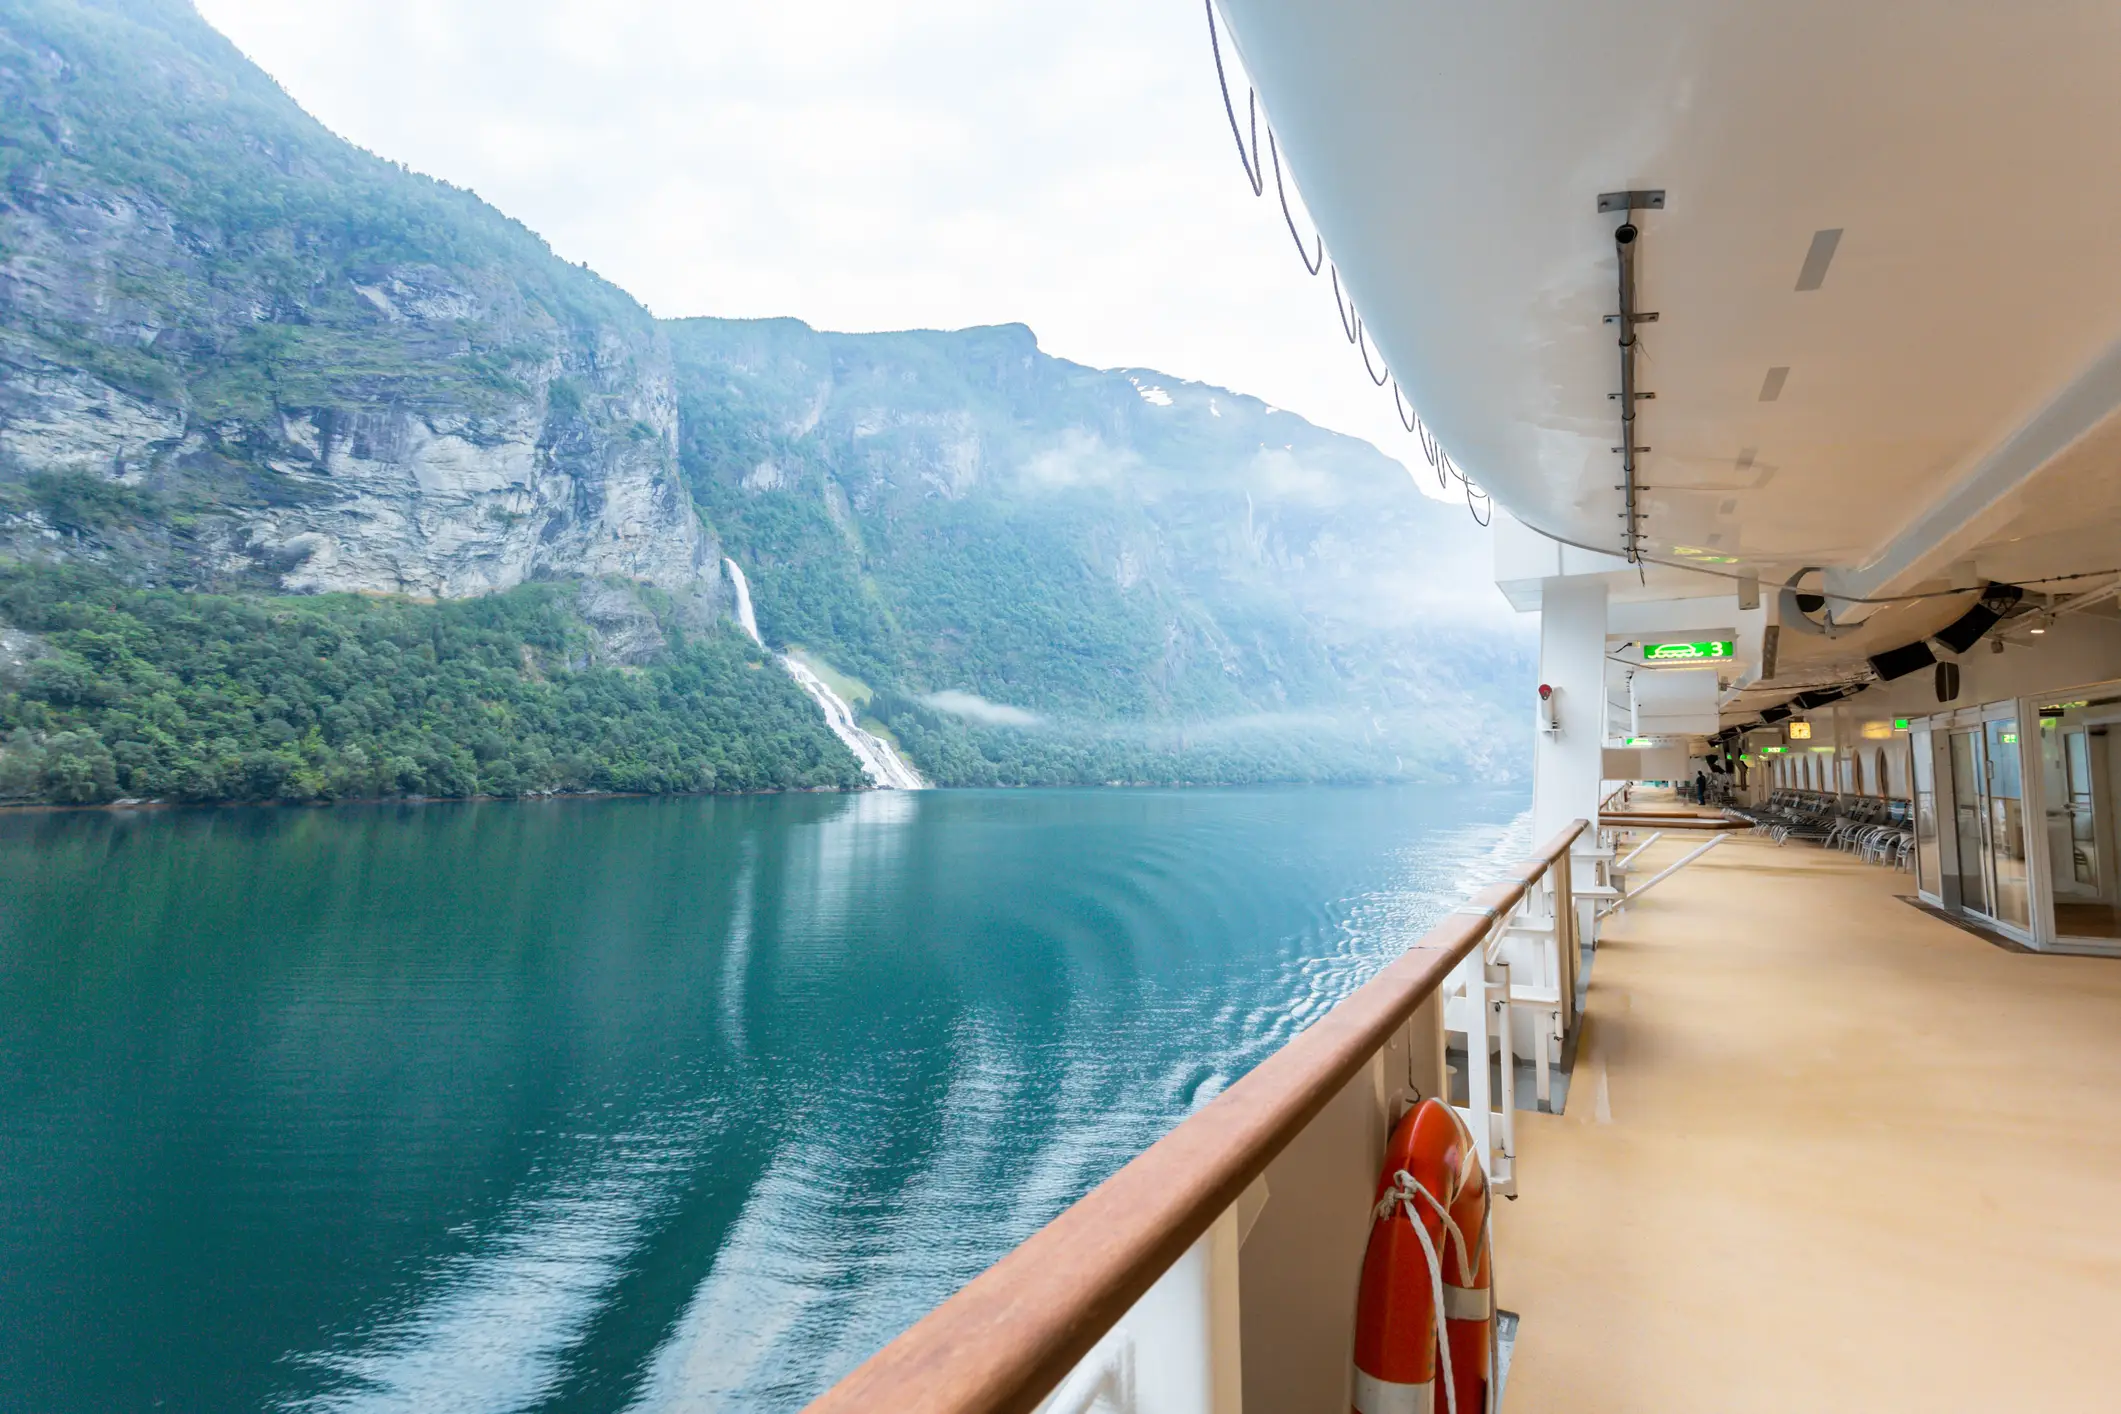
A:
[723, 559, 927, 791]
[778, 655, 927, 790]
[724, 557, 764, 646]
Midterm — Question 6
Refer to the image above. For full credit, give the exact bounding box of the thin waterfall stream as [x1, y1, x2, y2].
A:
[724, 559, 926, 790]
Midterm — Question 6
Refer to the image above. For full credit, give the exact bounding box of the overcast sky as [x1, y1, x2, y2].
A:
[191, 0, 1478, 511]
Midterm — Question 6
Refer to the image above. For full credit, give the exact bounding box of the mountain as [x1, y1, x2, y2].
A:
[0, 0, 707, 600]
[669, 318, 1528, 785]
[0, 0, 1530, 805]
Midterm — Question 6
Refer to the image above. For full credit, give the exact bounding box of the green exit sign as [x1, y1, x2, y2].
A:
[1643, 640, 1734, 661]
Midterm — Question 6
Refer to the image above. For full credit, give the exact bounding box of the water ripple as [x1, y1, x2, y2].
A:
[0, 785, 1528, 1414]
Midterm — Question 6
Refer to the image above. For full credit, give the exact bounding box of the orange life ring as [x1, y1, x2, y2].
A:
[1351, 1098, 1493, 1414]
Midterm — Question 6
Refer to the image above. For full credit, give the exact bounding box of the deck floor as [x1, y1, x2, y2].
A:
[1494, 827, 2121, 1411]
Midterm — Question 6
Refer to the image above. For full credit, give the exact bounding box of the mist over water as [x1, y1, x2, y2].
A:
[0, 786, 1526, 1412]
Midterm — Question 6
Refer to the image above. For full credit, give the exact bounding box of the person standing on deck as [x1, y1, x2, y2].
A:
[1695, 770, 1709, 805]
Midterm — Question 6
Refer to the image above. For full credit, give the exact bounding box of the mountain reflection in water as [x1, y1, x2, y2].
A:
[0, 785, 1527, 1413]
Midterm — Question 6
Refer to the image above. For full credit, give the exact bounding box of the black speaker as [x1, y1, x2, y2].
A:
[1933, 582, 2024, 654]
[1868, 640, 1937, 681]
[1935, 660, 1961, 702]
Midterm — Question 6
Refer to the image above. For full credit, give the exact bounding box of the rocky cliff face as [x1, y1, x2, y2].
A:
[0, 0, 709, 601]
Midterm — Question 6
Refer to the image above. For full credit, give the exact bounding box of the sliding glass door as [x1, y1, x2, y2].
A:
[1949, 730, 1989, 917]
[2035, 692, 2121, 942]
[1942, 718, 2030, 930]
[1984, 718, 2029, 929]
[1912, 728, 1940, 899]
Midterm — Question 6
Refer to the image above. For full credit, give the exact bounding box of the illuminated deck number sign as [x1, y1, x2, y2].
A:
[1642, 640, 1735, 661]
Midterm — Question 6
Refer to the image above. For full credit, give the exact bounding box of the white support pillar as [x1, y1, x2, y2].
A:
[1533, 577, 1610, 845]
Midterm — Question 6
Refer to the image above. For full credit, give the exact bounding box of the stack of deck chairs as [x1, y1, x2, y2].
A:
[1728, 791, 1915, 869]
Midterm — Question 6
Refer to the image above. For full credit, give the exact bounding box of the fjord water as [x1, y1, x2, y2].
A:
[0, 786, 1525, 1413]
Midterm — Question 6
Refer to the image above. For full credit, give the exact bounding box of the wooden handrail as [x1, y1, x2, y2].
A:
[805, 819, 1588, 1414]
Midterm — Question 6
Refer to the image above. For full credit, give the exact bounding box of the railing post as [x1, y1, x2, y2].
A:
[1552, 845, 1576, 1039]
[1460, 946, 1492, 1181]
[1207, 1206, 1242, 1414]
[1486, 961, 1516, 1196]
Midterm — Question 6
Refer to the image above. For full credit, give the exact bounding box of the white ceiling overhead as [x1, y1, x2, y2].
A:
[1215, 0, 2121, 599]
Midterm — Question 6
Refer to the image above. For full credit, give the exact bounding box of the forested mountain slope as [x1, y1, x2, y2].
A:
[0, 0, 1528, 804]
[0, 0, 831, 801]
[671, 318, 1530, 785]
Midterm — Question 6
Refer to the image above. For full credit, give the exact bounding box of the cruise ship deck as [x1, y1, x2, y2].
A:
[802, 6, 2121, 1408]
[1501, 816, 2121, 1409]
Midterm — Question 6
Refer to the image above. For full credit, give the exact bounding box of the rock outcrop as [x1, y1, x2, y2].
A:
[0, 0, 708, 601]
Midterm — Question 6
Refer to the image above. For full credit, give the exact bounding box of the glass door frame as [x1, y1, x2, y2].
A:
[1910, 698, 2040, 946]
[1912, 725, 1943, 904]
[2022, 678, 2121, 951]
[1981, 713, 2031, 933]
[1948, 724, 1995, 921]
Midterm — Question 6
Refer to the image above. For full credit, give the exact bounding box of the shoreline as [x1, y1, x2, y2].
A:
[0, 774, 1499, 817]
[0, 783, 864, 816]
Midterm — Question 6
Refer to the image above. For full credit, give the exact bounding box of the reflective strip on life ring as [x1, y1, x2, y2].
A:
[1352, 1368, 1435, 1414]
[1441, 1129, 1493, 1414]
[1442, 1283, 1491, 1321]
